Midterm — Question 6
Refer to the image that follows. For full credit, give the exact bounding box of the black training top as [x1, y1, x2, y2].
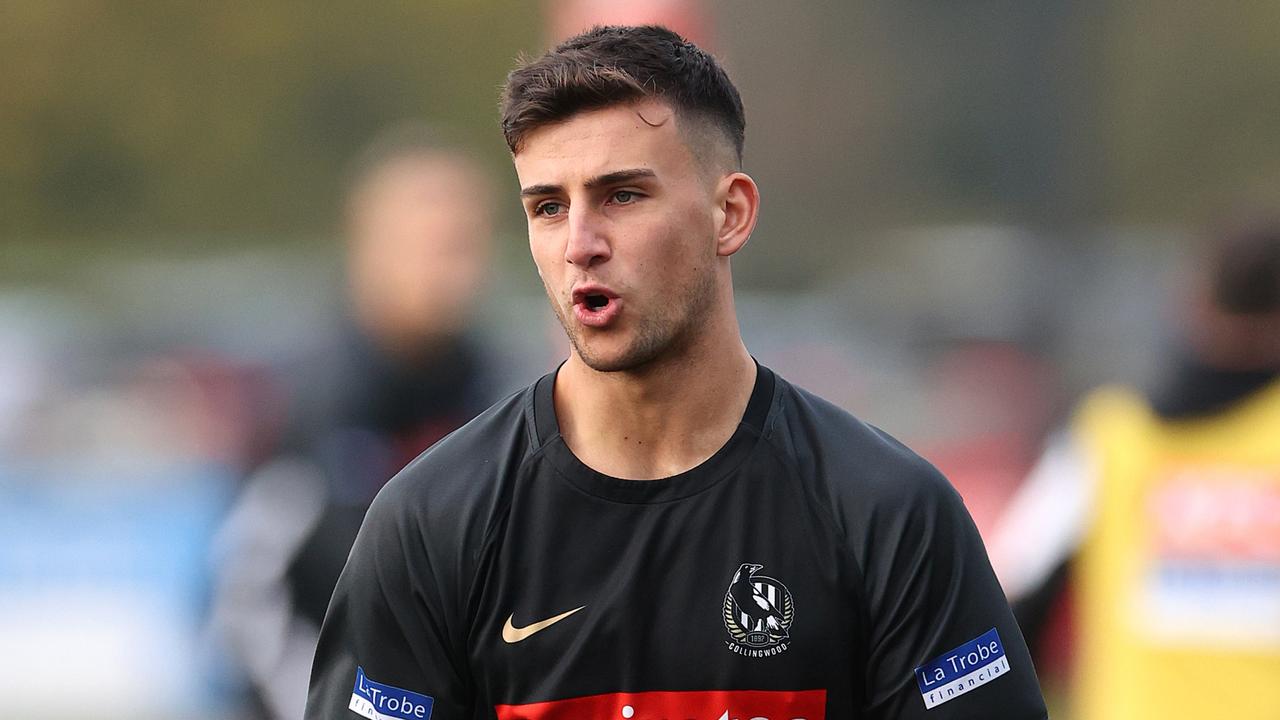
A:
[305, 364, 1047, 720]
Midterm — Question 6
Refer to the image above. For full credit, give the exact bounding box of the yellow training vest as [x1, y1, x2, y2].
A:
[1074, 379, 1280, 719]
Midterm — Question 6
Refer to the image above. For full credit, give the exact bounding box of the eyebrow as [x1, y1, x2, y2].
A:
[520, 168, 657, 197]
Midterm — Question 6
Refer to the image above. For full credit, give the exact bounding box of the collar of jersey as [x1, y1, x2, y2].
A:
[530, 361, 776, 504]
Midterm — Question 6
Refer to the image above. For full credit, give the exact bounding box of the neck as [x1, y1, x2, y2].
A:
[554, 317, 757, 481]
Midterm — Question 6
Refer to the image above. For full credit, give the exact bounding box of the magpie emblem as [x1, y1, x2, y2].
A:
[723, 562, 794, 657]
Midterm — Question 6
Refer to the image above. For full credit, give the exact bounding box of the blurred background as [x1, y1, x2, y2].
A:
[3, 1, 1280, 718]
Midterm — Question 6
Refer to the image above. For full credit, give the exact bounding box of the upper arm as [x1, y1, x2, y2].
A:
[304, 484, 472, 720]
[857, 461, 1048, 719]
[988, 430, 1096, 603]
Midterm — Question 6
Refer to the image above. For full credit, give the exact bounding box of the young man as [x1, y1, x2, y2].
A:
[305, 26, 1046, 720]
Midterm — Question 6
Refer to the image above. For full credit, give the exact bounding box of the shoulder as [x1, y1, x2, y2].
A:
[1074, 384, 1150, 427]
[362, 382, 538, 549]
[768, 377, 951, 497]
[1069, 384, 1154, 459]
[764, 375, 960, 539]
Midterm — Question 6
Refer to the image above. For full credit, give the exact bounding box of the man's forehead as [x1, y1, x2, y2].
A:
[512, 101, 693, 182]
[528, 99, 679, 144]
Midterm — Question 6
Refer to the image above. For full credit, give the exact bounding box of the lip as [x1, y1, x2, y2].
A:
[571, 283, 622, 328]
[571, 283, 618, 304]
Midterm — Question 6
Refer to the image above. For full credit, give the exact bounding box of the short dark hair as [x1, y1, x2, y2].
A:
[500, 25, 745, 165]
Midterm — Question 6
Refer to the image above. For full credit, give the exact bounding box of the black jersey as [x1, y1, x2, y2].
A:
[305, 364, 1047, 720]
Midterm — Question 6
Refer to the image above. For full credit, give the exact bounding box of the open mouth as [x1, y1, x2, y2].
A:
[571, 286, 621, 327]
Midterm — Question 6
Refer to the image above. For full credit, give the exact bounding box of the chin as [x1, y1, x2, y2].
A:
[572, 332, 675, 374]
[575, 346, 650, 373]
[554, 297, 695, 374]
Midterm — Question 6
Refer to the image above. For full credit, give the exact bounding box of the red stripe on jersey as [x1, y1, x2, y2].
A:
[494, 688, 826, 720]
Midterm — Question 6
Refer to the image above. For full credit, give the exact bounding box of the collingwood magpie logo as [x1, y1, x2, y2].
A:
[723, 562, 794, 657]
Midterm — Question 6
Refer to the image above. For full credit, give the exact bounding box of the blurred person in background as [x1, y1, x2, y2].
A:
[991, 214, 1280, 719]
[210, 124, 502, 720]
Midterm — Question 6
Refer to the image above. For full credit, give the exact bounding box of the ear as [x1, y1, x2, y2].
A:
[713, 172, 760, 257]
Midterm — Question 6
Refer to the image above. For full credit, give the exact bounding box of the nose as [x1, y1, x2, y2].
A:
[564, 205, 611, 268]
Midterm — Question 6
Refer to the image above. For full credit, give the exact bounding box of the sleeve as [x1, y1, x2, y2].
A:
[303, 481, 473, 720]
[210, 457, 328, 720]
[858, 460, 1048, 719]
[988, 429, 1096, 603]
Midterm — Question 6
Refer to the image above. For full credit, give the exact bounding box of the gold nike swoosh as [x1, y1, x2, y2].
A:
[501, 605, 586, 643]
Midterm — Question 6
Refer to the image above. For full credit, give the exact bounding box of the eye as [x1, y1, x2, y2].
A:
[610, 190, 637, 204]
[533, 201, 564, 217]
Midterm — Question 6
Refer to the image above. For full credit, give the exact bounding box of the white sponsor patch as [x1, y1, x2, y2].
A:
[349, 667, 434, 720]
[913, 628, 1010, 709]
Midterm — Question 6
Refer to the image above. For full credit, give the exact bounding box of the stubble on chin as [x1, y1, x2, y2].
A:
[540, 269, 716, 374]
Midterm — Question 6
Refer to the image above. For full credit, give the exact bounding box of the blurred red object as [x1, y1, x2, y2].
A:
[544, 0, 713, 48]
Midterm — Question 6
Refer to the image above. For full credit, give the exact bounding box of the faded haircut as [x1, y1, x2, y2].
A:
[500, 25, 745, 167]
